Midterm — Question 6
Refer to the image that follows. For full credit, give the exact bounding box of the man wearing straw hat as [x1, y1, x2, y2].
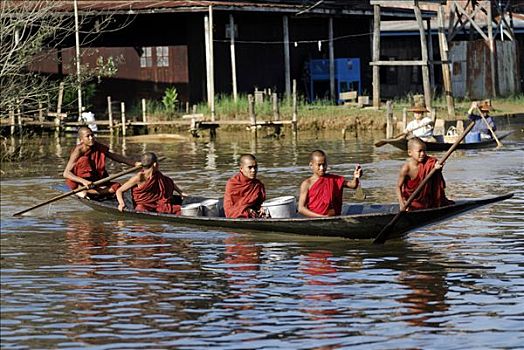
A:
[405, 102, 435, 142]
[467, 100, 497, 140]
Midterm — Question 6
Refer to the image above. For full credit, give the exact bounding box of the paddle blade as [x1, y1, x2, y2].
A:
[374, 140, 388, 147]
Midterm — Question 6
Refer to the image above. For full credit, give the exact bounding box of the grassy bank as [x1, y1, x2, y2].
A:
[138, 93, 524, 132]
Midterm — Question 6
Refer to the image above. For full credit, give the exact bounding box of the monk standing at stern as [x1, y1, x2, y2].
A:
[223, 154, 266, 218]
[63, 126, 138, 198]
[397, 137, 454, 211]
[116, 152, 187, 214]
[298, 150, 362, 218]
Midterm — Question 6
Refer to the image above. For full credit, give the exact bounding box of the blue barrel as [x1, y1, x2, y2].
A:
[465, 131, 481, 143]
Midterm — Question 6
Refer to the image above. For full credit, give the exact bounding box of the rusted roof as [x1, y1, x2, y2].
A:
[6, 1, 435, 18]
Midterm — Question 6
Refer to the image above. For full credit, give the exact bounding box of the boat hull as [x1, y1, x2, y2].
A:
[74, 193, 513, 240]
[383, 131, 512, 151]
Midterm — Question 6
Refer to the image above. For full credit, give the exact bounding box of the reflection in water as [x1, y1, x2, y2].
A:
[1, 124, 523, 349]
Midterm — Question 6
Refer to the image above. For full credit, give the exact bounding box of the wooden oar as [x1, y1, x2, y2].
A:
[13, 157, 166, 217]
[373, 122, 475, 245]
[374, 122, 432, 147]
[476, 106, 503, 148]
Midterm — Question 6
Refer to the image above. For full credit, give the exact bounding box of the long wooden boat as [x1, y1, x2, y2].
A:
[381, 131, 512, 151]
[72, 190, 513, 241]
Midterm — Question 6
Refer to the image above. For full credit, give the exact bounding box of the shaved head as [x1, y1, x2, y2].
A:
[141, 152, 158, 168]
[78, 126, 92, 137]
[407, 137, 426, 151]
[239, 153, 256, 165]
[309, 149, 326, 161]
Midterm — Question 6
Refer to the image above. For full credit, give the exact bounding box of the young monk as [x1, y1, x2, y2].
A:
[397, 137, 454, 211]
[116, 152, 187, 214]
[223, 154, 266, 218]
[63, 126, 138, 198]
[298, 150, 362, 218]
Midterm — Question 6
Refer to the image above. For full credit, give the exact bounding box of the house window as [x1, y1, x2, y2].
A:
[140, 47, 152, 68]
[156, 46, 169, 67]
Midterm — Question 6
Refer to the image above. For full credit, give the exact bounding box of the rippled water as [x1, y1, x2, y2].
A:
[1, 121, 524, 349]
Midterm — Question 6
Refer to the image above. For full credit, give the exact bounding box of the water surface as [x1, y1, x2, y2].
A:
[1, 122, 523, 349]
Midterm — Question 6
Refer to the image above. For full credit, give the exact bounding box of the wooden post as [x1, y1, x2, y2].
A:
[204, 14, 215, 120]
[386, 101, 393, 138]
[283, 16, 291, 99]
[9, 108, 15, 135]
[372, 5, 381, 108]
[16, 101, 22, 134]
[292, 79, 298, 133]
[57, 82, 64, 114]
[229, 14, 238, 103]
[38, 102, 44, 127]
[208, 6, 215, 121]
[427, 18, 435, 89]
[272, 93, 280, 121]
[107, 96, 113, 132]
[248, 94, 256, 129]
[487, 4, 497, 97]
[329, 17, 335, 102]
[414, 4, 432, 109]
[402, 107, 407, 131]
[437, 5, 455, 118]
[120, 102, 126, 137]
[141, 98, 147, 123]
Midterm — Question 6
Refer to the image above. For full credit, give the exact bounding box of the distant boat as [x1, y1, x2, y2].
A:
[378, 131, 512, 151]
[71, 190, 513, 242]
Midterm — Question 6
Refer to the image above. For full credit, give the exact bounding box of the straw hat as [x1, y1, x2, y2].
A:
[478, 100, 493, 112]
[408, 102, 429, 113]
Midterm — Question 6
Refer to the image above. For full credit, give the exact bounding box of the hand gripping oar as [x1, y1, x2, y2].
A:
[476, 106, 503, 148]
[374, 122, 433, 147]
[13, 157, 166, 217]
[373, 122, 474, 244]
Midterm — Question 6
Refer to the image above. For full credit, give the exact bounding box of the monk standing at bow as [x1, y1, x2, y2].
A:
[298, 150, 362, 218]
[116, 152, 187, 214]
[223, 154, 266, 218]
[63, 126, 138, 198]
[397, 137, 454, 211]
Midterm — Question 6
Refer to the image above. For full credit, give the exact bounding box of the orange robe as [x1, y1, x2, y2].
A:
[401, 156, 454, 210]
[132, 170, 181, 214]
[307, 174, 346, 216]
[224, 172, 266, 218]
[65, 142, 120, 192]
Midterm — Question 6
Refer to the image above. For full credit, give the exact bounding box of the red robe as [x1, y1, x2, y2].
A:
[65, 142, 120, 192]
[224, 172, 266, 218]
[132, 170, 181, 214]
[307, 174, 346, 216]
[401, 156, 454, 210]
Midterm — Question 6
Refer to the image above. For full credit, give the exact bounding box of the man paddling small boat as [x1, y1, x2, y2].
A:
[63, 126, 139, 199]
[396, 137, 454, 211]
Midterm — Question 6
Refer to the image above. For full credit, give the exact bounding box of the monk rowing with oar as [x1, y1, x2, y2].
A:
[396, 137, 454, 210]
[298, 150, 363, 218]
[63, 126, 139, 199]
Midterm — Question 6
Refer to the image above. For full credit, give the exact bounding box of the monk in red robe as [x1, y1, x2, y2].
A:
[397, 137, 454, 210]
[298, 150, 362, 217]
[63, 126, 138, 198]
[223, 154, 266, 218]
[116, 152, 187, 214]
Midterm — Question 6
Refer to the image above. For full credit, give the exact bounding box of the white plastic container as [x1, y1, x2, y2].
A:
[261, 196, 297, 218]
[200, 199, 220, 217]
[180, 203, 202, 217]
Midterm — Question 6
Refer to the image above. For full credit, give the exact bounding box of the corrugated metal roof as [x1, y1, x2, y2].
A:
[6, 1, 434, 18]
